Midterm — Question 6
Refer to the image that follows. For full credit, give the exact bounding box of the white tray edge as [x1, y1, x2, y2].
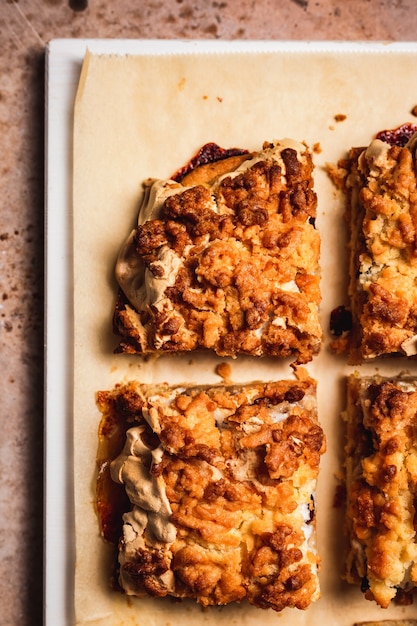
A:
[44, 38, 417, 626]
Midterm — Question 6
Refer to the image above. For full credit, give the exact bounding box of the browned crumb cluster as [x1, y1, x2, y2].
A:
[96, 378, 325, 612]
[344, 374, 417, 608]
[113, 140, 321, 364]
[333, 136, 417, 363]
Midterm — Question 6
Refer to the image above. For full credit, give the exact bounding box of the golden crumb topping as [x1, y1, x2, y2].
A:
[96, 378, 325, 612]
[114, 140, 321, 364]
[338, 136, 417, 362]
[344, 374, 417, 607]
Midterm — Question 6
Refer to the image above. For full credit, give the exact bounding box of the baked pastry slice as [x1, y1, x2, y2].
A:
[336, 129, 417, 362]
[96, 376, 325, 611]
[344, 374, 417, 608]
[113, 139, 321, 364]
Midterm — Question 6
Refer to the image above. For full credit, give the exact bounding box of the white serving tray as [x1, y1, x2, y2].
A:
[45, 39, 417, 626]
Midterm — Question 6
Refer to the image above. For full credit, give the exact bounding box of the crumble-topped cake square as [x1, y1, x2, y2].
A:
[96, 377, 325, 612]
[113, 139, 321, 364]
[334, 131, 417, 362]
[344, 374, 417, 607]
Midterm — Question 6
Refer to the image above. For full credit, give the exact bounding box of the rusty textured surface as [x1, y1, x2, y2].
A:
[1, 1, 417, 624]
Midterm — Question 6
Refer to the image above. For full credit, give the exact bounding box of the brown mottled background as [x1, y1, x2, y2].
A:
[1, 1, 417, 625]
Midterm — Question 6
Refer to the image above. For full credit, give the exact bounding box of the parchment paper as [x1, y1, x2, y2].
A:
[73, 47, 417, 625]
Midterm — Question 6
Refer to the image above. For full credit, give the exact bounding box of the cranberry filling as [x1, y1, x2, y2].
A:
[330, 305, 352, 336]
[172, 142, 248, 182]
[376, 122, 417, 147]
